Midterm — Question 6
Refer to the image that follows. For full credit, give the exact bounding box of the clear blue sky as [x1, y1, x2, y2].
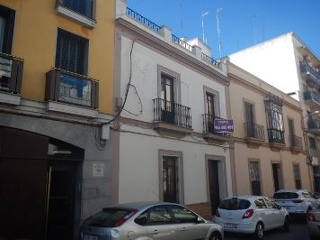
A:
[127, 0, 320, 59]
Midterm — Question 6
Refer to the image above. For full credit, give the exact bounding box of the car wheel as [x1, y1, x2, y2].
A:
[209, 232, 222, 240]
[253, 222, 264, 240]
[282, 216, 290, 232]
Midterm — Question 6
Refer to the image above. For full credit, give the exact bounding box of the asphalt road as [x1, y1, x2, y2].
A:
[225, 220, 310, 240]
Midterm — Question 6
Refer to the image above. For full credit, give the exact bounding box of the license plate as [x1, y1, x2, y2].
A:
[225, 223, 237, 228]
[83, 234, 99, 240]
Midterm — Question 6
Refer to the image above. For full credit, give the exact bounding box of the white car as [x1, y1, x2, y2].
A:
[213, 196, 290, 240]
[307, 208, 320, 240]
[273, 189, 320, 216]
[80, 201, 224, 240]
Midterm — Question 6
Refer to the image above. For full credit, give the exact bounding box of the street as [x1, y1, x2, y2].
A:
[225, 219, 311, 240]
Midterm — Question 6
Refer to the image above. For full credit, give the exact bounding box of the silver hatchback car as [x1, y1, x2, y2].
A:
[80, 201, 224, 240]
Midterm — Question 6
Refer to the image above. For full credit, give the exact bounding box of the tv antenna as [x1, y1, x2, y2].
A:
[216, 8, 223, 58]
[201, 11, 209, 43]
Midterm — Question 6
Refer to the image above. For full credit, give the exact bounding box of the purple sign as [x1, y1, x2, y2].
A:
[214, 119, 234, 133]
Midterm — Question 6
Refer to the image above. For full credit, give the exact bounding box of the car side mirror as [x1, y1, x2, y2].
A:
[196, 217, 205, 224]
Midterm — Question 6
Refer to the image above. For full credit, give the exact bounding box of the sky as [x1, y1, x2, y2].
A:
[127, 0, 320, 59]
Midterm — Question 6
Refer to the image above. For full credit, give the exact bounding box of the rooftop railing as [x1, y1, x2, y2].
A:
[125, 7, 221, 69]
[126, 7, 161, 34]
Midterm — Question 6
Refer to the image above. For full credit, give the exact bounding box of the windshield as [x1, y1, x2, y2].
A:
[273, 192, 299, 199]
[219, 198, 251, 210]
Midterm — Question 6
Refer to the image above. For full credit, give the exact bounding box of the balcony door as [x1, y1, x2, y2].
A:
[206, 92, 215, 132]
[245, 102, 255, 137]
[161, 74, 175, 124]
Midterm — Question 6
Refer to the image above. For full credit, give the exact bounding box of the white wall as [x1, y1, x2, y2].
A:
[229, 33, 301, 97]
[120, 36, 228, 133]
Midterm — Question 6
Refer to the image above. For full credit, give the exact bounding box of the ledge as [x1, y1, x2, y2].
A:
[0, 92, 21, 106]
[47, 101, 98, 118]
[203, 132, 230, 144]
[56, 5, 96, 29]
[153, 122, 192, 138]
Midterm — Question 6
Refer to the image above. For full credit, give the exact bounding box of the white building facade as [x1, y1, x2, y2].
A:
[112, 0, 234, 218]
[229, 32, 320, 192]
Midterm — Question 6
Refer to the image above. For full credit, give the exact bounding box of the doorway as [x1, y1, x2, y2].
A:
[272, 163, 283, 191]
[208, 160, 220, 214]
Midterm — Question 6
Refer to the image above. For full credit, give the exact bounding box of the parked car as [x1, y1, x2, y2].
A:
[213, 196, 290, 240]
[80, 201, 224, 240]
[273, 189, 320, 216]
[307, 207, 320, 240]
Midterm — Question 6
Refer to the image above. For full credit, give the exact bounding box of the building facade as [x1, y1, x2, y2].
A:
[0, 0, 115, 239]
[228, 62, 312, 197]
[229, 32, 320, 192]
[112, 0, 234, 219]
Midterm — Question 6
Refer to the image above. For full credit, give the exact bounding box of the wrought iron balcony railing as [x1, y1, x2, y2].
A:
[153, 98, 192, 129]
[203, 114, 230, 135]
[244, 122, 265, 140]
[45, 68, 99, 108]
[289, 135, 303, 149]
[304, 91, 320, 106]
[267, 129, 285, 144]
[0, 52, 23, 94]
[300, 61, 320, 85]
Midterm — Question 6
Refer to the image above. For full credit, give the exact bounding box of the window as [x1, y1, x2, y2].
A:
[149, 206, 172, 225]
[293, 164, 301, 189]
[56, 29, 88, 75]
[265, 95, 285, 143]
[170, 205, 198, 223]
[205, 92, 215, 132]
[62, 0, 94, 19]
[0, 5, 15, 54]
[254, 198, 267, 209]
[309, 137, 317, 150]
[249, 161, 261, 195]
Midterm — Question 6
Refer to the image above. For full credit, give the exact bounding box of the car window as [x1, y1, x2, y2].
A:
[273, 192, 299, 199]
[254, 198, 267, 209]
[84, 208, 134, 227]
[149, 206, 172, 225]
[219, 198, 250, 210]
[135, 211, 148, 226]
[170, 205, 198, 223]
[264, 198, 277, 208]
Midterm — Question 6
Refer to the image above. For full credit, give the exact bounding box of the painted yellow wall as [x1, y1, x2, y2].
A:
[1, 0, 114, 113]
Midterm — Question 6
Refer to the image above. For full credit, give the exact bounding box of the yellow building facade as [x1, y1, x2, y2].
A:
[0, 0, 115, 239]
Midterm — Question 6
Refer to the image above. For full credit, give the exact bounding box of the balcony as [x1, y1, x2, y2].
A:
[244, 122, 265, 147]
[300, 61, 320, 87]
[45, 68, 99, 117]
[267, 129, 285, 149]
[307, 118, 320, 135]
[289, 135, 303, 153]
[202, 114, 231, 144]
[304, 90, 320, 108]
[0, 53, 24, 105]
[153, 98, 192, 137]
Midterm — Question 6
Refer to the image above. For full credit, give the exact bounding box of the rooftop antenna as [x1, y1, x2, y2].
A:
[216, 8, 223, 58]
[201, 11, 209, 43]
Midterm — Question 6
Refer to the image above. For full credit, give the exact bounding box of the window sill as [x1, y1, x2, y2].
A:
[47, 101, 98, 118]
[56, 5, 96, 29]
[0, 91, 21, 105]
